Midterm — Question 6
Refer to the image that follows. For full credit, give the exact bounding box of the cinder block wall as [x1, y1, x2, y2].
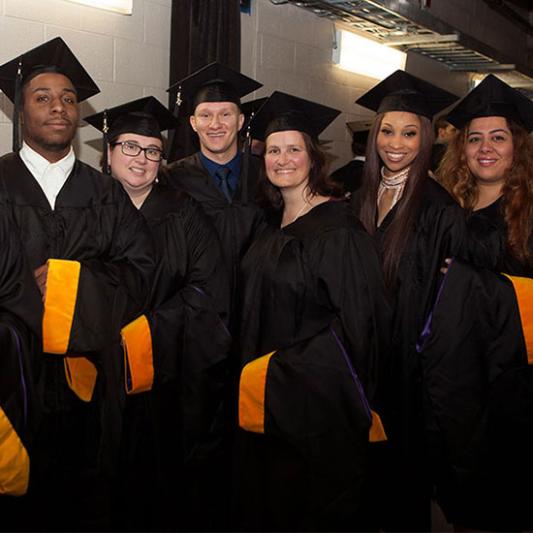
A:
[0, 0, 171, 169]
[241, 0, 381, 171]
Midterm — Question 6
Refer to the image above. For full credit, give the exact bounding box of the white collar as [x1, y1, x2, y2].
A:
[19, 142, 75, 179]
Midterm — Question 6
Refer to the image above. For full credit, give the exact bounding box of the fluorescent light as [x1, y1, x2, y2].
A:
[333, 29, 406, 79]
[64, 0, 133, 14]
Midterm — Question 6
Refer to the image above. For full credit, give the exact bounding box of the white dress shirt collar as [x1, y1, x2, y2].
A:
[19, 142, 75, 209]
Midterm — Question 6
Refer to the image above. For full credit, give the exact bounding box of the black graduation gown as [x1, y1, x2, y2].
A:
[330, 158, 365, 194]
[163, 152, 264, 334]
[233, 201, 390, 532]
[353, 177, 466, 531]
[420, 198, 533, 530]
[0, 152, 154, 530]
[418, 260, 532, 530]
[0, 198, 42, 499]
[115, 183, 231, 531]
[461, 197, 533, 277]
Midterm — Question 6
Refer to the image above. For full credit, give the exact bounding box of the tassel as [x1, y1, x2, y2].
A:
[12, 61, 23, 152]
[102, 110, 110, 175]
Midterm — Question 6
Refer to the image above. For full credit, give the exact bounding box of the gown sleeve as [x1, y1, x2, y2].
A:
[121, 200, 231, 463]
[310, 223, 392, 435]
[0, 201, 42, 496]
[42, 182, 154, 355]
[419, 260, 532, 527]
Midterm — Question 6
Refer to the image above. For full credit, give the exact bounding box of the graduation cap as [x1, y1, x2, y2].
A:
[446, 74, 533, 132]
[356, 70, 458, 120]
[84, 96, 178, 174]
[240, 96, 268, 148]
[249, 91, 341, 142]
[0, 37, 100, 151]
[167, 62, 262, 114]
[346, 120, 373, 145]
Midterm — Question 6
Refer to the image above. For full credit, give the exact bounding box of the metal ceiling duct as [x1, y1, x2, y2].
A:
[269, 0, 533, 93]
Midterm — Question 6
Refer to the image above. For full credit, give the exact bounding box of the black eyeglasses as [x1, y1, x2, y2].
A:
[111, 141, 164, 162]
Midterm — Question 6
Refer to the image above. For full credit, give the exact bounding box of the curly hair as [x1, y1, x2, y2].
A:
[437, 118, 533, 264]
[256, 131, 342, 211]
[358, 112, 434, 288]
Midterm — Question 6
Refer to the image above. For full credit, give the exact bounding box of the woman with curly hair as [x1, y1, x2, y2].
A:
[438, 74, 533, 275]
[232, 91, 390, 532]
[428, 74, 533, 530]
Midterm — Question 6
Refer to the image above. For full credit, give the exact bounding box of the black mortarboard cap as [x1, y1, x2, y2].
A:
[0, 37, 99, 151]
[167, 62, 262, 113]
[241, 96, 268, 148]
[356, 70, 458, 120]
[84, 96, 178, 140]
[84, 96, 178, 174]
[446, 74, 533, 132]
[249, 91, 340, 142]
[346, 120, 373, 144]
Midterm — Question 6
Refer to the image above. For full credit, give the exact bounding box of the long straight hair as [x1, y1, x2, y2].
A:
[359, 112, 434, 288]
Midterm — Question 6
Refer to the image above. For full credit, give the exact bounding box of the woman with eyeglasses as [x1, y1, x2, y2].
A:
[85, 97, 231, 532]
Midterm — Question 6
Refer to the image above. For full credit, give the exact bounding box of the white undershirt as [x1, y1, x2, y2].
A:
[19, 142, 75, 210]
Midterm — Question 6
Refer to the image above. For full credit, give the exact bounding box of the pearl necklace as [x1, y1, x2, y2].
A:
[378, 166, 410, 208]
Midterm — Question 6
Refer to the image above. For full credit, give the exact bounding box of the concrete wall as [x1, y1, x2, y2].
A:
[240, 0, 470, 171]
[0, 0, 171, 169]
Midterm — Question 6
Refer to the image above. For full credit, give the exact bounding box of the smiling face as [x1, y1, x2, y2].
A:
[21, 72, 79, 162]
[264, 130, 311, 195]
[376, 111, 421, 175]
[465, 116, 513, 185]
[108, 133, 162, 198]
[189, 101, 244, 162]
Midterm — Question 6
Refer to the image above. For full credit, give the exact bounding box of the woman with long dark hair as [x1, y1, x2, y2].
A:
[352, 70, 463, 531]
[85, 97, 231, 531]
[233, 92, 390, 532]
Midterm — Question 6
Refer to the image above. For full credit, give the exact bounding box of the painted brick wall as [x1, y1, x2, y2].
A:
[241, 0, 383, 171]
[0, 0, 171, 169]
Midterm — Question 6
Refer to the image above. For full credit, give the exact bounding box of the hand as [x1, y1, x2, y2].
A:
[440, 257, 452, 275]
[34, 263, 49, 303]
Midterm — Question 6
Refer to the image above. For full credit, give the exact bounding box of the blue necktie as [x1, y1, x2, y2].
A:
[215, 166, 233, 203]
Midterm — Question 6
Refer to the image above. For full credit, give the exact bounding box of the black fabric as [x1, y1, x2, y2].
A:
[84, 96, 179, 141]
[419, 260, 532, 531]
[114, 183, 231, 532]
[352, 177, 466, 531]
[0, 197, 42, 499]
[430, 143, 447, 172]
[168, 0, 242, 161]
[459, 198, 533, 277]
[250, 91, 340, 142]
[0, 37, 99, 103]
[163, 152, 264, 336]
[233, 200, 391, 531]
[447, 74, 533, 131]
[356, 70, 458, 119]
[0, 153, 154, 531]
[330, 159, 365, 195]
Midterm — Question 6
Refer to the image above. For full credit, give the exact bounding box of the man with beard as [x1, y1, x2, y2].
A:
[0, 37, 154, 531]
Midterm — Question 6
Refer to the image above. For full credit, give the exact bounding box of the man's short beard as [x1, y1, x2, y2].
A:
[40, 139, 72, 152]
